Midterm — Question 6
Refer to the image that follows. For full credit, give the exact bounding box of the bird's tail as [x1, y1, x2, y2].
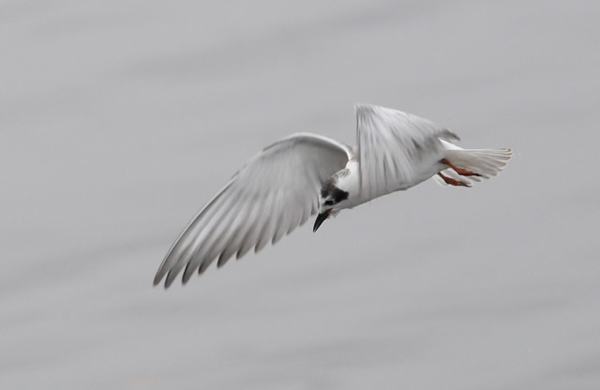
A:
[433, 143, 513, 187]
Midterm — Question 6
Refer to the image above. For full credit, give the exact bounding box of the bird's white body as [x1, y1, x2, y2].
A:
[329, 140, 479, 213]
[330, 160, 361, 210]
[155, 104, 512, 287]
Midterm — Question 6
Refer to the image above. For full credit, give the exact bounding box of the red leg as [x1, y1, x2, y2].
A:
[440, 158, 481, 177]
[438, 172, 469, 187]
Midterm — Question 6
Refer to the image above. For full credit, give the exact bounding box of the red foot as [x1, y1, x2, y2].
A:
[440, 158, 481, 177]
[438, 173, 469, 187]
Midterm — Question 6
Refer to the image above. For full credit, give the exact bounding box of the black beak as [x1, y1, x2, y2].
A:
[313, 210, 330, 232]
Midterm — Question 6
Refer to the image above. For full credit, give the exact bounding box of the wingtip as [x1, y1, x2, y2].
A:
[354, 103, 379, 116]
[354, 102, 373, 109]
[152, 277, 171, 289]
[163, 270, 177, 289]
[153, 273, 164, 288]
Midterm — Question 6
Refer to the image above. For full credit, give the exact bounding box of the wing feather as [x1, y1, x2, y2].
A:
[356, 104, 459, 199]
[154, 133, 352, 287]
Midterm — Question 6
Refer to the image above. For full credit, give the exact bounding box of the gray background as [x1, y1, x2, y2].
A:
[2, 1, 599, 389]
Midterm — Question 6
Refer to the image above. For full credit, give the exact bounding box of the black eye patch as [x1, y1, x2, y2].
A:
[331, 187, 349, 203]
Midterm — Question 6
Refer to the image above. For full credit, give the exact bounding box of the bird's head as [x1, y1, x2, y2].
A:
[313, 185, 346, 232]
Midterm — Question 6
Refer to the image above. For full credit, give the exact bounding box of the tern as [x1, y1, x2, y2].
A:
[155, 104, 512, 287]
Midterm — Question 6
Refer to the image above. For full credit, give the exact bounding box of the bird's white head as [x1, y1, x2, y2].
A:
[313, 167, 353, 232]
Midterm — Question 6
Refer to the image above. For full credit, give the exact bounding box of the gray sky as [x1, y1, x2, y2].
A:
[2, 1, 600, 389]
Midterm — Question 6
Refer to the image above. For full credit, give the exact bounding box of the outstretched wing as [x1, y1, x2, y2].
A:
[154, 133, 352, 287]
[355, 104, 459, 199]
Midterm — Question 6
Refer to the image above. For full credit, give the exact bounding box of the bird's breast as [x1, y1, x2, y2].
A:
[329, 161, 364, 210]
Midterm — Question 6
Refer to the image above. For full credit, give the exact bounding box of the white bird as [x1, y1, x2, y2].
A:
[154, 104, 512, 287]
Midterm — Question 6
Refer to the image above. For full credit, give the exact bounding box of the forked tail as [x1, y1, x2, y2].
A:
[433, 142, 513, 187]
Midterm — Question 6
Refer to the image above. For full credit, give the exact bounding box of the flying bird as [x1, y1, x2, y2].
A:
[154, 104, 512, 287]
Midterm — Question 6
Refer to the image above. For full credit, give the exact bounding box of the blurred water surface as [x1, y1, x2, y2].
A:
[2, 1, 600, 389]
